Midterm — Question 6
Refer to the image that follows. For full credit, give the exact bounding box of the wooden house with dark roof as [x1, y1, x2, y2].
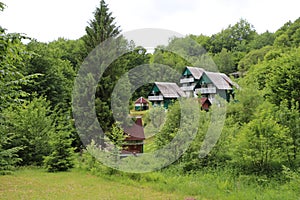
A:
[148, 82, 186, 108]
[122, 117, 145, 156]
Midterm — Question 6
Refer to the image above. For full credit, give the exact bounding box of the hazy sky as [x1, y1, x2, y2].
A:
[0, 0, 299, 42]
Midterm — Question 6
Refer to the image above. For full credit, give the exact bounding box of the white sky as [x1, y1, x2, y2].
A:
[0, 0, 299, 43]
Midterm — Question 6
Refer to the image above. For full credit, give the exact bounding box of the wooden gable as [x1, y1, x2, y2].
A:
[183, 67, 192, 76]
[198, 73, 212, 85]
[149, 84, 160, 95]
[182, 66, 205, 80]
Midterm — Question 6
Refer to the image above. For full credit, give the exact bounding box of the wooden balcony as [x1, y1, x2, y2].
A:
[180, 77, 195, 84]
[181, 85, 194, 91]
[195, 87, 217, 94]
[148, 95, 163, 101]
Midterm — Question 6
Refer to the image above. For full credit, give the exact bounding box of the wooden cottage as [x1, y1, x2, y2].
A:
[180, 66, 205, 97]
[122, 117, 145, 156]
[195, 71, 234, 102]
[180, 66, 234, 102]
[134, 97, 149, 111]
[148, 82, 186, 109]
[146, 67, 236, 111]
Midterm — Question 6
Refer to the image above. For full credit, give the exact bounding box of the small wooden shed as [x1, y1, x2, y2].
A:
[199, 97, 211, 111]
[122, 117, 145, 155]
[134, 97, 149, 111]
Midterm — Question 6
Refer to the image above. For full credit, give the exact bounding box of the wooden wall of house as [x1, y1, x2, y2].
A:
[202, 102, 210, 111]
[123, 144, 143, 154]
[217, 89, 227, 100]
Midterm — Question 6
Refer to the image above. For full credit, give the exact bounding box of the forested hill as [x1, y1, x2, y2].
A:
[153, 17, 300, 75]
[1, 0, 300, 178]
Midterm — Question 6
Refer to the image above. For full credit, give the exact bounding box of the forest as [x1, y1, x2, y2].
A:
[1, 0, 300, 199]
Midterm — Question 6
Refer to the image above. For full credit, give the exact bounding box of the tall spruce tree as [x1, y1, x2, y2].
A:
[83, 0, 120, 53]
[81, 0, 129, 132]
[74, 0, 124, 147]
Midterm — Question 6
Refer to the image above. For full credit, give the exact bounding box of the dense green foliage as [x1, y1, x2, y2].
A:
[0, 22, 36, 172]
[0, 4, 75, 172]
[149, 17, 300, 177]
[25, 40, 76, 109]
[2, 98, 53, 166]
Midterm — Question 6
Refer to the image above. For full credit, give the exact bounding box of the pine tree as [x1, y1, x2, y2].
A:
[43, 130, 74, 172]
[43, 113, 75, 172]
[83, 0, 120, 53]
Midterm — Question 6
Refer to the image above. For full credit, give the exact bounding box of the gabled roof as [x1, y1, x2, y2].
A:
[186, 66, 205, 79]
[184, 67, 235, 90]
[155, 82, 186, 98]
[124, 117, 145, 141]
[200, 97, 211, 105]
[219, 73, 233, 85]
[135, 97, 148, 104]
[222, 73, 240, 89]
[205, 72, 232, 90]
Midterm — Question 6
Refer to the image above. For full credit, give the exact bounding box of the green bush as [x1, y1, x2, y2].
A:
[43, 130, 74, 172]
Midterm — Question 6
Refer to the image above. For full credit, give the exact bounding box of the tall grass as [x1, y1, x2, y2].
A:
[1, 156, 299, 200]
[75, 152, 300, 200]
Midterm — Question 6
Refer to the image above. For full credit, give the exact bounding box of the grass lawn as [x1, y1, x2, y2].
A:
[1, 167, 299, 200]
[0, 168, 190, 200]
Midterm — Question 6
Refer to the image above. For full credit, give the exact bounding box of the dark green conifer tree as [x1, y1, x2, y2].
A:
[83, 0, 120, 53]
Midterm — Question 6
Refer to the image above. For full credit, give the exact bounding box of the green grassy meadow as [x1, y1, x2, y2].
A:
[0, 168, 184, 200]
[1, 167, 299, 200]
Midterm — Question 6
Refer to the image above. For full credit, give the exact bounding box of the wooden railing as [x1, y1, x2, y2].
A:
[148, 95, 164, 101]
[180, 85, 194, 91]
[195, 87, 217, 94]
[180, 77, 195, 83]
